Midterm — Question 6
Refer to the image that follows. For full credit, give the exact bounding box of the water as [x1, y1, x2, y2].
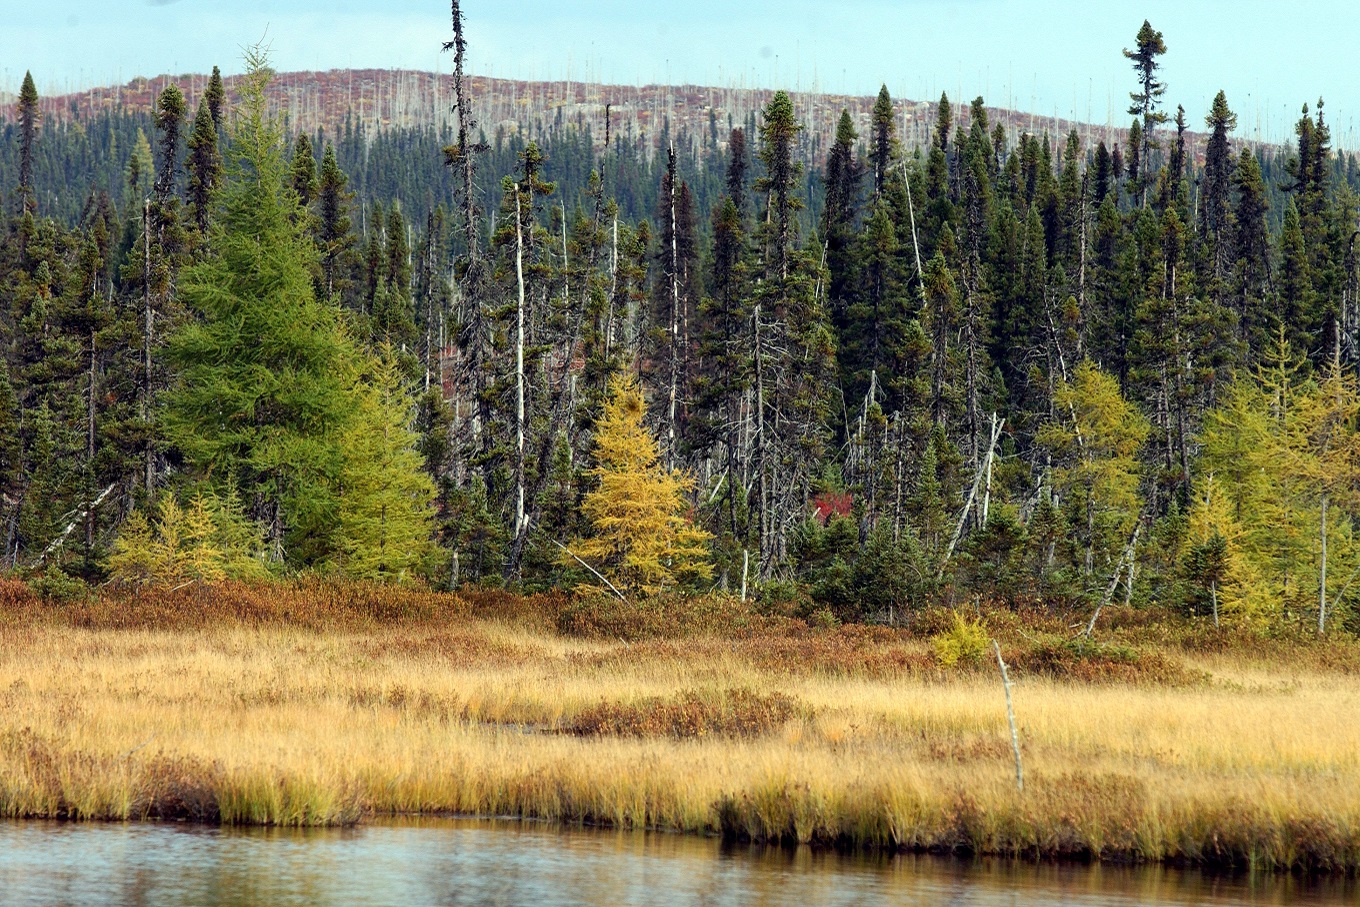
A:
[1, 819, 1354, 907]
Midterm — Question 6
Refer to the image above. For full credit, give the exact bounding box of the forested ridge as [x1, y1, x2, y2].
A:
[3, 13, 1360, 634]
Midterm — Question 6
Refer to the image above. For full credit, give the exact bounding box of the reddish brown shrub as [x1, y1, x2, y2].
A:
[567, 688, 799, 739]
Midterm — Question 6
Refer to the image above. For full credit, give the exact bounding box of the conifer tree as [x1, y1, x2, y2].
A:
[823, 109, 861, 329]
[1124, 119, 1143, 199]
[1043, 362, 1149, 585]
[1092, 141, 1113, 205]
[1124, 20, 1168, 204]
[922, 251, 960, 426]
[751, 90, 836, 575]
[164, 49, 368, 564]
[870, 86, 894, 197]
[1200, 91, 1237, 281]
[1278, 198, 1314, 355]
[331, 348, 436, 580]
[693, 195, 752, 551]
[291, 134, 319, 207]
[16, 72, 40, 215]
[153, 85, 187, 207]
[725, 127, 748, 217]
[316, 143, 357, 305]
[372, 201, 418, 365]
[205, 66, 225, 132]
[185, 96, 222, 237]
[569, 373, 711, 596]
[1231, 150, 1272, 356]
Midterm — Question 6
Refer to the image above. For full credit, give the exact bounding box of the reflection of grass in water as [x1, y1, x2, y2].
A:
[2, 581, 1360, 871]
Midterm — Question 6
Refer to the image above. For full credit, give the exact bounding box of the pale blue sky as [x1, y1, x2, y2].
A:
[5, 1, 1356, 146]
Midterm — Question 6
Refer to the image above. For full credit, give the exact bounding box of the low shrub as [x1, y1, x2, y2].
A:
[556, 592, 767, 640]
[567, 688, 800, 739]
[4, 578, 471, 631]
[1009, 635, 1208, 686]
[932, 613, 990, 667]
[27, 569, 90, 604]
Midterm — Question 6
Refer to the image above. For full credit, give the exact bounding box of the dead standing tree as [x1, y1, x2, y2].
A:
[442, 0, 491, 481]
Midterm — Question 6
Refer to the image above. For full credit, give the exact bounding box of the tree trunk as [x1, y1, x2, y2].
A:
[667, 148, 681, 471]
[753, 302, 769, 577]
[143, 199, 154, 496]
[513, 190, 526, 579]
[1320, 493, 1328, 634]
[86, 327, 97, 560]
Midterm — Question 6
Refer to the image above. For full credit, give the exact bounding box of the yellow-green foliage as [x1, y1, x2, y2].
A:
[1196, 333, 1360, 627]
[1038, 360, 1149, 575]
[569, 374, 712, 595]
[329, 347, 435, 582]
[1182, 475, 1268, 620]
[931, 612, 989, 666]
[107, 490, 269, 586]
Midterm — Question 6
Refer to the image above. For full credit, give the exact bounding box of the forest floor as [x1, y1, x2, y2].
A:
[1, 579, 1358, 872]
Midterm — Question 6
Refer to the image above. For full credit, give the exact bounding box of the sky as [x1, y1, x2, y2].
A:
[4, 0, 1358, 147]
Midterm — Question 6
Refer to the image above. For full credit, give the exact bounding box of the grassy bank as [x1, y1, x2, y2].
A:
[2, 579, 1359, 872]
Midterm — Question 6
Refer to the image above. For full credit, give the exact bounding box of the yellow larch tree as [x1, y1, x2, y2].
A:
[569, 373, 712, 596]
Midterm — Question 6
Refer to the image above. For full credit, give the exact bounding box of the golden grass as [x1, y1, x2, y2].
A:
[2, 581, 1359, 871]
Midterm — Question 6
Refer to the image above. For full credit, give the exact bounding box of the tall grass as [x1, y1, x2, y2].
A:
[2, 579, 1359, 870]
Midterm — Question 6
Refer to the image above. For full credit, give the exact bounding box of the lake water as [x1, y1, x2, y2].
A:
[1, 818, 1354, 907]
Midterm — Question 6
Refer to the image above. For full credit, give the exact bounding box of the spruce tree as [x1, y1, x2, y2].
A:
[16, 72, 40, 215]
[291, 134, 319, 207]
[1125, 119, 1143, 200]
[870, 85, 894, 196]
[823, 109, 861, 345]
[1201, 91, 1237, 284]
[1231, 150, 1272, 356]
[1092, 141, 1113, 205]
[725, 127, 748, 217]
[316, 143, 357, 306]
[185, 96, 222, 237]
[1123, 19, 1168, 204]
[751, 90, 835, 575]
[1278, 198, 1314, 356]
[205, 66, 225, 132]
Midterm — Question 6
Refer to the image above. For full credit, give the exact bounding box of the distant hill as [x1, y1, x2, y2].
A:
[1, 68, 1180, 164]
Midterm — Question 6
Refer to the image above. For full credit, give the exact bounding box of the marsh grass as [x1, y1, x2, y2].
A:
[2, 579, 1360, 870]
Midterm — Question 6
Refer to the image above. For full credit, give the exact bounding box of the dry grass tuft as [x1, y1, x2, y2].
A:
[568, 689, 800, 739]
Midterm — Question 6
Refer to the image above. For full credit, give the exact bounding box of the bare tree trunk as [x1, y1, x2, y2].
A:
[667, 146, 681, 471]
[753, 303, 769, 577]
[993, 640, 1023, 793]
[513, 190, 526, 578]
[143, 199, 153, 496]
[1320, 493, 1329, 634]
[86, 327, 97, 558]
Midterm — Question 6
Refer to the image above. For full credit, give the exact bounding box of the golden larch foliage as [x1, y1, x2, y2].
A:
[569, 374, 712, 595]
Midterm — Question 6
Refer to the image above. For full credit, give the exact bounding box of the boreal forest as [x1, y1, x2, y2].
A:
[3, 14, 1360, 634]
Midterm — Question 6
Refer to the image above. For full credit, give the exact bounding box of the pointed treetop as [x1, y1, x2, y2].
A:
[936, 92, 952, 151]
[873, 85, 893, 124]
[19, 71, 38, 110]
[205, 65, 225, 131]
[1207, 90, 1238, 132]
[835, 108, 857, 145]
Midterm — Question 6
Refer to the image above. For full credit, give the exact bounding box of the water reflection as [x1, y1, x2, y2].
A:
[1, 818, 1354, 907]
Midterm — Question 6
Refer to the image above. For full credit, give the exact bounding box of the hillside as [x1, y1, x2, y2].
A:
[3, 68, 1169, 164]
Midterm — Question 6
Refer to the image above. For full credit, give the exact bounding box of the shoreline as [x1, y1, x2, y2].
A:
[3, 581, 1359, 874]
